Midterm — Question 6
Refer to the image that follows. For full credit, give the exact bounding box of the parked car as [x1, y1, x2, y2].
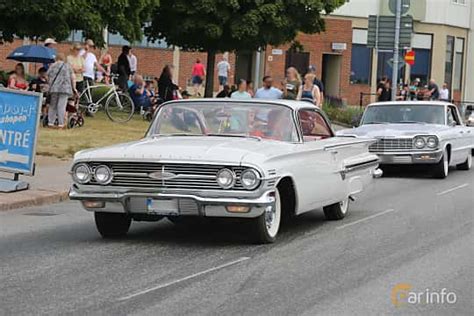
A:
[69, 99, 381, 243]
[337, 101, 474, 178]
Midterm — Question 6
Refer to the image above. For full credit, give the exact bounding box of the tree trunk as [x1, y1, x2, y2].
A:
[205, 50, 216, 97]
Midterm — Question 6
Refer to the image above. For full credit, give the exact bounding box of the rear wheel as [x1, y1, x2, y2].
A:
[457, 153, 472, 170]
[323, 198, 349, 220]
[94, 212, 131, 238]
[251, 190, 281, 244]
[105, 92, 134, 123]
[433, 149, 449, 179]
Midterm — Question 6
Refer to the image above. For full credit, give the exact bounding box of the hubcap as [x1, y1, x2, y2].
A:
[265, 191, 281, 238]
[468, 155, 472, 168]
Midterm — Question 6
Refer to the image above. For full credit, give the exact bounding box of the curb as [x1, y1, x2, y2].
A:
[0, 190, 69, 212]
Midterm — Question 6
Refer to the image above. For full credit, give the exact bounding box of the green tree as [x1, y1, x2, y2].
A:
[0, 0, 159, 46]
[147, 0, 345, 96]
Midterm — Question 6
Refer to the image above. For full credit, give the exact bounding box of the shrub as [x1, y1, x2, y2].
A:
[323, 103, 364, 127]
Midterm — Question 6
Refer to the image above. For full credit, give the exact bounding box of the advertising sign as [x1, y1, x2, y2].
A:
[0, 88, 42, 175]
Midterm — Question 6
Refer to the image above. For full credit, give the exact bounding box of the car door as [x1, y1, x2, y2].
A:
[447, 105, 469, 164]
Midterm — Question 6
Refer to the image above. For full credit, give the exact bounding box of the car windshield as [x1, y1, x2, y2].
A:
[361, 104, 445, 125]
[148, 101, 299, 142]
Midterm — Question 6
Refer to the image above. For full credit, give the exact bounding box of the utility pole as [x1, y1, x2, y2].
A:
[391, 0, 402, 101]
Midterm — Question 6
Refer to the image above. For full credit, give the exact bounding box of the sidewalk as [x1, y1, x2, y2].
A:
[0, 156, 71, 211]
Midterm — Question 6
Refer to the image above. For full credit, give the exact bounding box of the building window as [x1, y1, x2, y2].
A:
[350, 44, 371, 84]
[377, 50, 405, 84]
[453, 38, 464, 90]
[445, 36, 455, 89]
[410, 49, 431, 86]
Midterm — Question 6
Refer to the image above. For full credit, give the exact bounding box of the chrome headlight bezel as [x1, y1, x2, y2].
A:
[94, 165, 113, 185]
[414, 137, 426, 149]
[216, 168, 236, 189]
[240, 169, 261, 190]
[72, 163, 92, 184]
[426, 136, 439, 149]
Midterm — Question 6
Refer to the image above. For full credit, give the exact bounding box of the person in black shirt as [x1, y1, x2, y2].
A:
[427, 79, 440, 100]
[158, 65, 179, 102]
[29, 67, 49, 93]
[216, 85, 231, 98]
[117, 45, 131, 91]
[378, 81, 392, 102]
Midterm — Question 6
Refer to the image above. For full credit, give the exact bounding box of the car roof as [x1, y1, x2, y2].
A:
[166, 98, 317, 111]
[367, 101, 453, 107]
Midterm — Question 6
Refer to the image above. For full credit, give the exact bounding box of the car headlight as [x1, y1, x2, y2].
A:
[240, 169, 260, 190]
[414, 137, 426, 149]
[72, 163, 92, 184]
[216, 168, 235, 189]
[94, 165, 113, 185]
[426, 136, 439, 149]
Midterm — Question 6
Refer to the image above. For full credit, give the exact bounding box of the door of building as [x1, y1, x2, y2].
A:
[285, 51, 310, 77]
[322, 54, 342, 97]
[235, 51, 254, 84]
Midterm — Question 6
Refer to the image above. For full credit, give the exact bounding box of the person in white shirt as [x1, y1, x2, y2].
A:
[439, 82, 450, 101]
[80, 39, 107, 86]
[255, 76, 283, 100]
[217, 56, 231, 90]
[128, 49, 138, 75]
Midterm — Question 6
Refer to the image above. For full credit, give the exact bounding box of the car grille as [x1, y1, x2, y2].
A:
[369, 138, 413, 152]
[87, 162, 250, 191]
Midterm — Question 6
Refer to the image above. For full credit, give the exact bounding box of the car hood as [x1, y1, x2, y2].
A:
[337, 123, 449, 138]
[74, 136, 291, 165]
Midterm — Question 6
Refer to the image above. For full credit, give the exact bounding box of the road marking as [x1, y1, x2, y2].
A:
[117, 256, 250, 301]
[436, 183, 469, 196]
[336, 209, 397, 230]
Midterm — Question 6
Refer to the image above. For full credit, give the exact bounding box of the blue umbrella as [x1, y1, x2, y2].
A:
[7, 45, 56, 64]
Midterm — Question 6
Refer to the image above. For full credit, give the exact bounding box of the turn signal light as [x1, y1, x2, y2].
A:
[82, 201, 105, 209]
[226, 205, 250, 213]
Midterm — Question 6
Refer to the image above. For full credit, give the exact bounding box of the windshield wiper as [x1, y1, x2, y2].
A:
[153, 133, 203, 137]
[364, 121, 389, 125]
[396, 121, 426, 124]
[206, 133, 262, 141]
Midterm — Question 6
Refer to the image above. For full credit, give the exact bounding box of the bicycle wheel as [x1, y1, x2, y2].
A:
[105, 92, 135, 123]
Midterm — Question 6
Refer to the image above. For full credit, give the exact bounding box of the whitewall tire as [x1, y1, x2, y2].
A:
[323, 198, 349, 220]
[457, 153, 472, 171]
[433, 149, 449, 179]
[252, 190, 282, 244]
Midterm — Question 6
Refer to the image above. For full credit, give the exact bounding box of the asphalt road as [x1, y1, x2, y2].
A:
[1, 167, 473, 316]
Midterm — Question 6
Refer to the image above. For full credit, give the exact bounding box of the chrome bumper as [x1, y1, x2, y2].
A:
[69, 187, 275, 218]
[373, 150, 443, 165]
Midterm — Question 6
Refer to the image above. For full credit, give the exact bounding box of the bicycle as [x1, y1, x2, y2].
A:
[78, 75, 135, 123]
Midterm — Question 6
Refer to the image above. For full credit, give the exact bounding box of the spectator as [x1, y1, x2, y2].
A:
[67, 44, 85, 93]
[80, 39, 107, 87]
[29, 67, 49, 93]
[308, 65, 325, 104]
[8, 63, 28, 90]
[297, 73, 321, 106]
[255, 76, 283, 100]
[230, 79, 252, 99]
[100, 49, 113, 84]
[191, 58, 206, 96]
[47, 53, 75, 129]
[181, 90, 191, 99]
[409, 79, 420, 100]
[128, 48, 138, 75]
[247, 81, 255, 97]
[282, 67, 301, 100]
[439, 82, 450, 101]
[158, 65, 179, 102]
[117, 45, 131, 91]
[216, 55, 231, 90]
[427, 79, 440, 100]
[378, 81, 392, 102]
[216, 85, 231, 98]
[129, 75, 152, 112]
[43, 38, 57, 71]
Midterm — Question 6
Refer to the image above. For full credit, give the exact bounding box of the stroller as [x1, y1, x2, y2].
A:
[42, 94, 85, 129]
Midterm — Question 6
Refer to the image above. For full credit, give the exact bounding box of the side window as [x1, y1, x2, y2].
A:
[448, 106, 461, 125]
[298, 109, 333, 141]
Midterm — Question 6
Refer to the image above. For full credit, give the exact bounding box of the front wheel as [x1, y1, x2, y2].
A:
[251, 190, 281, 244]
[433, 149, 449, 179]
[94, 212, 131, 238]
[456, 153, 472, 171]
[105, 92, 135, 123]
[323, 198, 349, 220]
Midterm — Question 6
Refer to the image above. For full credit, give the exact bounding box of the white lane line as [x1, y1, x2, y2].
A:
[117, 256, 250, 301]
[336, 209, 397, 230]
[436, 183, 469, 196]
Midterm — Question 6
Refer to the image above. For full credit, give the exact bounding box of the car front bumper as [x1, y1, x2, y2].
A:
[69, 186, 275, 219]
[373, 150, 443, 165]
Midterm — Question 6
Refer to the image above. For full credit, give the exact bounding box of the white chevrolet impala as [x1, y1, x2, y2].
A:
[69, 99, 381, 243]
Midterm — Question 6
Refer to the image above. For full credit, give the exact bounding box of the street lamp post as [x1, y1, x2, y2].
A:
[391, 0, 402, 101]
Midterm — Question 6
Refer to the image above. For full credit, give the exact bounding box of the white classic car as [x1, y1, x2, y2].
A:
[338, 101, 474, 178]
[69, 99, 381, 243]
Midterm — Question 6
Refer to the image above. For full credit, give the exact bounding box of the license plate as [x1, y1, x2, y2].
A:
[147, 198, 179, 215]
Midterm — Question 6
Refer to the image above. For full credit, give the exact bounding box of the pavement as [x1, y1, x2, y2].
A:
[0, 156, 71, 211]
[0, 166, 472, 315]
